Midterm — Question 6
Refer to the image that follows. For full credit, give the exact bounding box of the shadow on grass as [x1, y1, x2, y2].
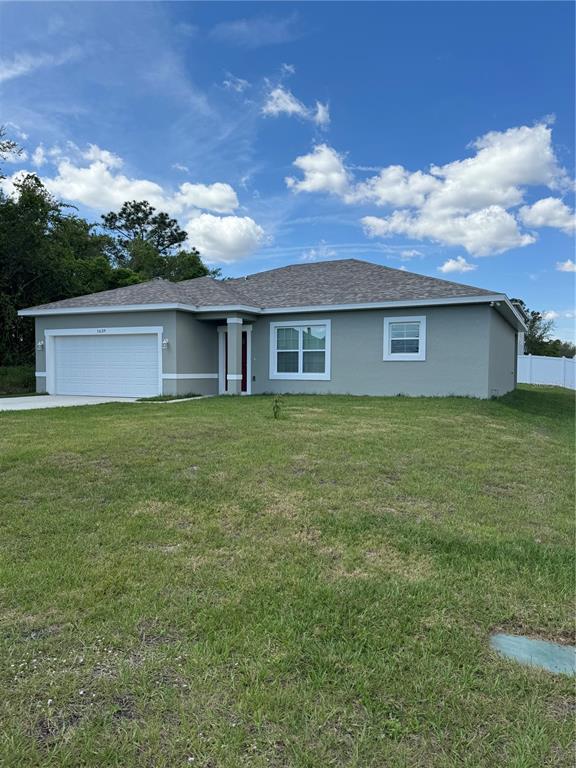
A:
[498, 385, 575, 421]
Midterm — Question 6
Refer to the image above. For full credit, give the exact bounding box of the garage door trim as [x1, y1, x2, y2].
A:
[45, 326, 164, 396]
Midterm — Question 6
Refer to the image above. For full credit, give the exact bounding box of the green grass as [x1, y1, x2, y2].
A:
[0, 365, 35, 395]
[0, 386, 574, 767]
[137, 393, 202, 402]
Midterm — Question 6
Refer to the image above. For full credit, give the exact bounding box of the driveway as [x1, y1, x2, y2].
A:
[0, 395, 138, 412]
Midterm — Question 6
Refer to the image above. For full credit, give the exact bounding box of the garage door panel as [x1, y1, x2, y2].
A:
[53, 334, 160, 397]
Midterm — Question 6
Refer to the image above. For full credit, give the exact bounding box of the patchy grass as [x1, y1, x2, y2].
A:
[0, 385, 574, 767]
[0, 365, 35, 395]
[137, 393, 202, 402]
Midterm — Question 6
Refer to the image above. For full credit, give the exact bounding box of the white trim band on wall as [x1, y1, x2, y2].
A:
[227, 374, 243, 380]
[44, 326, 164, 336]
[162, 373, 218, 380]
[226, 317, 244, 324]
[35, 372, 47, 377]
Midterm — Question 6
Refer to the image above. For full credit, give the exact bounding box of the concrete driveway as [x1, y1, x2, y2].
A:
[0, 395, 138, 412]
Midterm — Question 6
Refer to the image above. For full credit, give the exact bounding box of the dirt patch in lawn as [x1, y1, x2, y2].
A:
[34, 709, 83, 748]
[493, 621, 576, 646]
[547, 695, 576, 720]
[321, 542, 434, 582]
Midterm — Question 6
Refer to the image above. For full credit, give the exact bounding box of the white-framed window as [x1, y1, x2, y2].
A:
[269, 320, 331, 380]
[383, 316, 426, 361]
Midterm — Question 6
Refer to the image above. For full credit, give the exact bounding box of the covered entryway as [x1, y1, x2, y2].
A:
[218, 324, 252, 394]
[46, 327, 162, 397]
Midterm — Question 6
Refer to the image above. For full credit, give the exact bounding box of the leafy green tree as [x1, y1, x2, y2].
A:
[101, 200, 218, 280]
[101, 201, 188, 264]
[0, 130, 219, 365]
[546, 338, 576, 358]
[0, 126, 22, 178]
[0, 175, 139, 364]
[512, 299, 575, 358]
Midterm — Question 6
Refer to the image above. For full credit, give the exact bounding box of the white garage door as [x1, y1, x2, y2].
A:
[52, 333, 160, 397]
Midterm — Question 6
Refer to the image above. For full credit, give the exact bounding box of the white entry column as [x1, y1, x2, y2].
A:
[226, 317, 243, 395]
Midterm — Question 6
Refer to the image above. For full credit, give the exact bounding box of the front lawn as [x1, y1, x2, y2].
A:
[0, 386, 574, 767]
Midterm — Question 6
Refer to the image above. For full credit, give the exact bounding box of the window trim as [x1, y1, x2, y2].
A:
[269, 319, 331, 380]
[383, 316, 426, 361]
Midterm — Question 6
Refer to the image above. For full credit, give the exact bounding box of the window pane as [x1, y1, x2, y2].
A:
[391, 339, 420, 354]
[277, 351, 299, 372]
[277, 327, 299, 350]
[390, 322, 420, 339]
[303, 325, 326, 350]
[303, 350, 325, 373]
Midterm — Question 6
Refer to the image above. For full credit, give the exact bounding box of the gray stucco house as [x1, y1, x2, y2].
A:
[19, 259, 526, 399]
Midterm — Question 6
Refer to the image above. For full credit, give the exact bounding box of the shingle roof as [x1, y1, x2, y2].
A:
[225, 259, 495, 307]
[21, 259, 497, 313]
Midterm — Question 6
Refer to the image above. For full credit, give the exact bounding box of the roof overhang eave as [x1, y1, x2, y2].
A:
[17, 293, 526, 330]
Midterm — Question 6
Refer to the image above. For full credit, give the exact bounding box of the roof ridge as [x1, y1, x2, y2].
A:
[228, 258, 496, 295]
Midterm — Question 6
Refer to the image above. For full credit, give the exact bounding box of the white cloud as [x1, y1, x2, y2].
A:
[349, 166, 440, 207]
[543, 310, 560, 320]
[262, 87, 308, 119]
[39, 158, 169, 213]
[4, 150, 28, 163]
[172, 163, 190, 173]
[519, 197, 575, 234]
[82, 144, 123, 169]
[438, 256, 478, 274]
[222, 73, 250, 93]
[4, 122, 28, 141]
[287, 122, 574, 256]
[313, 102, 330, 128]
[300, 240, 337, 262]
[210, 14, 300, 48]
[286, 144, 349, 195]
[281, 63, 296, 76]
[2, 144, 240, 216]
[362, 206, 535, 257]
[399, 249, 423, 260]
[262, 86, 330, 128]
[1, 143, 265, 263]
[184, 213, 265, 264]
[556, 259, 576, 273]
[0, 47, 81, 83]
[175, 182, 239, 214]
[32, 145, 46, 167]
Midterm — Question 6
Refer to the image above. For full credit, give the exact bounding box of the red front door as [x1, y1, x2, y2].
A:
[241, 331, 247, 392]
[224, 331, 248, 393]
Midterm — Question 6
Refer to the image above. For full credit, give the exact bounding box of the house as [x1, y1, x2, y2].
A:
[19, 259, 526, 399]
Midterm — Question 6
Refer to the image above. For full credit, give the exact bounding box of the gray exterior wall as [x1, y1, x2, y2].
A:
[32, 302, 518, 399]
[251, 304, 507, 398]
[171, 313, 218, 396]
[488, 308, 517, 397]
[34, 310, 219, 396]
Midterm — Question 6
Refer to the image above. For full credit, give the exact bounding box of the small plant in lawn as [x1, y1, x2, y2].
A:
[272, 394, 283, 419]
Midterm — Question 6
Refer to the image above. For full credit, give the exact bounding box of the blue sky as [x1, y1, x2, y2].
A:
[1, 1, 575, 340]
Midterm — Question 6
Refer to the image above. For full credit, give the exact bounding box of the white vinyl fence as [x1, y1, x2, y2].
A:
[517, 354, 576, 390]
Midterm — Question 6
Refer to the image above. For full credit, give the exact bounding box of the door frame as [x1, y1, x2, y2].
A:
[217, 325, 252, 395]
[44, 326, 164, 396]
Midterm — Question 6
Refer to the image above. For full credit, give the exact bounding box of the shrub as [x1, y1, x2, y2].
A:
[0, 366, 35, 395]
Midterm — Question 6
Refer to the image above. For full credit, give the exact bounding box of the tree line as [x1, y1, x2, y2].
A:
[0, 129, 217, 365]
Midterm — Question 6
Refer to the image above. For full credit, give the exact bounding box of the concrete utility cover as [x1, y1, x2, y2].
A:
[490, 633, 576, 676]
